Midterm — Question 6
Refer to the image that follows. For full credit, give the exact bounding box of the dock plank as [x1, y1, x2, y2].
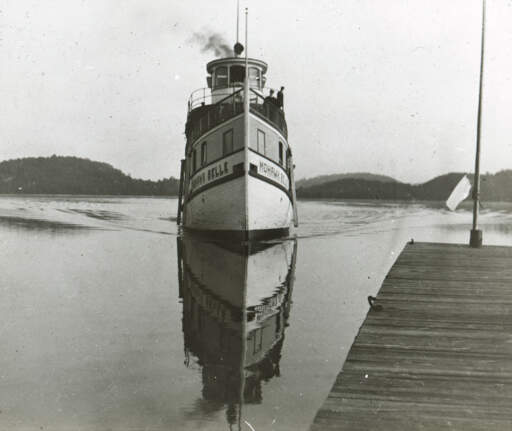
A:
[310, 242, 512, 430]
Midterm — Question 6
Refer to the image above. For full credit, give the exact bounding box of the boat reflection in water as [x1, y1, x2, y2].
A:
[177, 235, 297, 429]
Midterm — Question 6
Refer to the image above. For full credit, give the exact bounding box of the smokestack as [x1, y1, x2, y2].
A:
[189, 32, 233, 58]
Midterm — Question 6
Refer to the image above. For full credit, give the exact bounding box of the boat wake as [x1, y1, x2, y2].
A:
[0, 196, 178, 236]
[1, 196, 511, 242]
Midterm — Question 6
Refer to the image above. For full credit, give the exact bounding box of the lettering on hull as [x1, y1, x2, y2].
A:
[190, 161, 231, 194]
[191, 173, 206, 191]
[258, 161, 289, 189]
[208, 162, 229, 181]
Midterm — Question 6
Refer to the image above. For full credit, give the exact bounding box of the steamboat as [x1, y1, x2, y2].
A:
[176, 10, 298, 240]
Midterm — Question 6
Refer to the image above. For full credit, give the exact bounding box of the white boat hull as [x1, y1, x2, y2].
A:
[182, 112, 294, 239]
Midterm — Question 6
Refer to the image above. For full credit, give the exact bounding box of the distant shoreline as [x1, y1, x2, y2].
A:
[0, 156, 180, 196]
[297, 198, 512, 207]
[3, 194, 512, 210]
[0, 193, 176, 199]
[2, 156, 511, 202]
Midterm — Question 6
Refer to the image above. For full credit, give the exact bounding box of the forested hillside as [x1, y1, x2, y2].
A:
[2, 156, 511, 201]
[296, 173, 397, 189]
[297, 171, 512, 202]
[0, 156, 179, 196]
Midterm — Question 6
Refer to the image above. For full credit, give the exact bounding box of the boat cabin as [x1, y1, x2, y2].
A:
[206, 57, 267, 103]
[185, 52, 287, 145]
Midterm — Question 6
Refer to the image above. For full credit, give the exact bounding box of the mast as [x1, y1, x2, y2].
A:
[239, 9, 249, 421]
[470, 0, 486, 248]
[236, 0, 240, 44]
[238, 246, 248, 431]
[243, 8, 250, 234]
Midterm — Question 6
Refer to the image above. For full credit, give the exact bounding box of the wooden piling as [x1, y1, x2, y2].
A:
[289, 154, 299, 227]
[176, 159, 185, 225]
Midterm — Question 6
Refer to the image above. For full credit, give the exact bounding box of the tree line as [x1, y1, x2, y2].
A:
[297, 170, 512, 202]
[2, 156, 511, 202]
[0, 156, 180, 196]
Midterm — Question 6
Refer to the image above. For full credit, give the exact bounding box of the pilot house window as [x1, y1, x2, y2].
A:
[230, 65, 245, 85]
[249, 67, 260, 88]
[214, 66, 228, 88]
[279, 142, 284, 165]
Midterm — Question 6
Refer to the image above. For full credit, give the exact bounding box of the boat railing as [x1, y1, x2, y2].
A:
[188, 86, 267, 112]
[186, 89, 245, 141]
[249, 88, 287, 138]
[186, 87, 287, 142]
[188, 88, 213, 112]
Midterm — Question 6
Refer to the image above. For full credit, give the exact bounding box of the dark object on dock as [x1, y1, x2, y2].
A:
[367, 295, 382, 312]
[470, 228, 483, 248]
[311, 241, 512, 430]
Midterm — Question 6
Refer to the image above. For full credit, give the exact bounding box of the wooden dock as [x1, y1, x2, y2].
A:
[310, 242, 512, 430]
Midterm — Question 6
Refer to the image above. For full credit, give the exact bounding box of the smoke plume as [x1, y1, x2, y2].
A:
[189, 31, 233, 57]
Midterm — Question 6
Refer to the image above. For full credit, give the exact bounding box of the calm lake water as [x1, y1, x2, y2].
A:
[1, 196, 512, 431]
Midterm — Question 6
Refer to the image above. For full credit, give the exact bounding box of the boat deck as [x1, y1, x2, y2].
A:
[310, 241, 512, 430]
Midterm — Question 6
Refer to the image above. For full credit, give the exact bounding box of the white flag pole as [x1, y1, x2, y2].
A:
[470, 0, 486, 248]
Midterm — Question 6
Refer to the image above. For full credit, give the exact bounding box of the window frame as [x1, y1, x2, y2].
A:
[214, 66, 228, 89]
[229, 65, 245, 85]
[257, 129, 266, 155]
[286, 148, 292, 171]
[201, 141, 207, 166]
[249, 67, 260, 89]
[252, 328, 263, 354]
[222, 129, 234, 155]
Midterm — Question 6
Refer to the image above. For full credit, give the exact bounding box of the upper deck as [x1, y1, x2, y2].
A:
[185, 56, 287, 146]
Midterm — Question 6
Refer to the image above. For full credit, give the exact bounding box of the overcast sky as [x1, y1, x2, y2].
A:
[1, 0, 511, 183]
